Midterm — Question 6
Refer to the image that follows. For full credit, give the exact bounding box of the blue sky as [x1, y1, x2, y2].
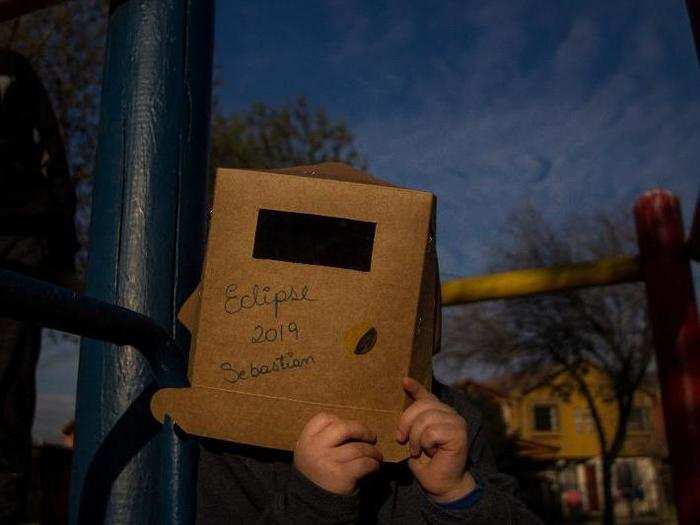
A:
[215, 0, 699, 277]
[35, 0, 699, 441]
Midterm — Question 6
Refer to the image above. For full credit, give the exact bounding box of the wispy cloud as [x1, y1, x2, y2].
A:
[347, 0, 699, 280]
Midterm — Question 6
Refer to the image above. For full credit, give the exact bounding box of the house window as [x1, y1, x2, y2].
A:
[533, 404, 559, 432]
[616, 459, 641, 491]
[628, 406, 650, 432]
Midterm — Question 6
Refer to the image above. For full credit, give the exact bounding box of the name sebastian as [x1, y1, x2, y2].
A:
[220, 352, 315, 383]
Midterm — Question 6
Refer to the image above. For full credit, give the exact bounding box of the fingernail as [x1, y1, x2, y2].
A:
[396, 430, 403, 442]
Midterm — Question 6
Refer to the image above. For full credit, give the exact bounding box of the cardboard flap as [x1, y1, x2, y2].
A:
[178, 284, 202, 336]
[152, 386, 408, 461]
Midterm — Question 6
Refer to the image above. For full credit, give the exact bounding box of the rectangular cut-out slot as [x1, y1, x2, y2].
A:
[252, 209, 376, 272]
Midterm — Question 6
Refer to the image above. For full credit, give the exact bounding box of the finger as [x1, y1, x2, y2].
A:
[335, 442, 383, 463]
[301, 412, 339, 438]
[402, 377, 438, 402]
[319, 419, 377, 447]
[408, 410, 464, 458]
[344, 456, 381, 479]
[419, 423, 466, 455]
[396, 399, 453, 444]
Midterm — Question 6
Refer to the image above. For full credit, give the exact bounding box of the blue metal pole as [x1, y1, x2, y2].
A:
[69, 0, 214, 523]
[160, 416, 200, 524]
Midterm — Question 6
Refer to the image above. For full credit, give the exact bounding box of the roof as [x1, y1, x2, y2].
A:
[463, 363, 563, 398]
[458, 360, 660, 400]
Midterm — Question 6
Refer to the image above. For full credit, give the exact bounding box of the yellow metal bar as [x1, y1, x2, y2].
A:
[441, 256, 641, 306]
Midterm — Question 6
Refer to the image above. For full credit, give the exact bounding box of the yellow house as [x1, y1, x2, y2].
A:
[460, 363, 672, 519]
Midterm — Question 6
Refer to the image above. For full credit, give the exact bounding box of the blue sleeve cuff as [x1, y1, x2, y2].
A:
[435, 474, 484, 511]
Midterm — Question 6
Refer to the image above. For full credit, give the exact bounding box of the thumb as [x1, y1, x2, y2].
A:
[403, 377, 437, 402]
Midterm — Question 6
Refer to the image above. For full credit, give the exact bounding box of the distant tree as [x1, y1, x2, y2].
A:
[1, 7, 367, 351]
[1, 1, 107, 268]
[211, 96, 366, 173]
[448, 205, 654, 525]
[2, 7, 366, 266]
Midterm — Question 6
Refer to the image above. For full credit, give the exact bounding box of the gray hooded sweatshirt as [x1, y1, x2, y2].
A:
[196, 382, 542, 524]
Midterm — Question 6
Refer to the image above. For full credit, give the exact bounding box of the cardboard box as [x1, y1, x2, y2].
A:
[151, 163, 439, 461]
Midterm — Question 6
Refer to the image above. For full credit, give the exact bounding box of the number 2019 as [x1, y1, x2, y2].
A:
[251, 322, 299, 344]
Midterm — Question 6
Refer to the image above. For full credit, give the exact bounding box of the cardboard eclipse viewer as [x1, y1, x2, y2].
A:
[151, 163, 439, 461]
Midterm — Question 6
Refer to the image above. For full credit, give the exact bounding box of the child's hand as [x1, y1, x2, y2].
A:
[397, 377, 476, 503]
[294, 413, 383, 495]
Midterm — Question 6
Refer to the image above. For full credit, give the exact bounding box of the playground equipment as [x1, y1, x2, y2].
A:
[0, 0, 698, 524]
[443, 190, 700, 524]
[4, 0, 214, 523]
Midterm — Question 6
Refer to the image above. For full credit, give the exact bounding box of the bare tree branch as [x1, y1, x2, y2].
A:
[445, 205, 654, 524]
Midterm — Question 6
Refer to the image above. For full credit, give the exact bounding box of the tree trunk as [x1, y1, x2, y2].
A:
[601, 455, 616, 525]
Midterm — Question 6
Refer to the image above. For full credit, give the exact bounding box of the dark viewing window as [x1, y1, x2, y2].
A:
[252, 209, 376, 272]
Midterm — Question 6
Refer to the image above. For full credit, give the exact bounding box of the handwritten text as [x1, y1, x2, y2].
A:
[220, 352, 315, 383]
[224, 283, 315, 318]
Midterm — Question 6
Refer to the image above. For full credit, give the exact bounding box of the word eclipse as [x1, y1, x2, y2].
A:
[220, 352, 315, 383]
[224, 283, 315, 318]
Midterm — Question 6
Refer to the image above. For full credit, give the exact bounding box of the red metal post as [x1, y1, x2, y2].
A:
[634, 189, 700, 525]
[686, 0, 700, 65]
[689, 193, 700, 262]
